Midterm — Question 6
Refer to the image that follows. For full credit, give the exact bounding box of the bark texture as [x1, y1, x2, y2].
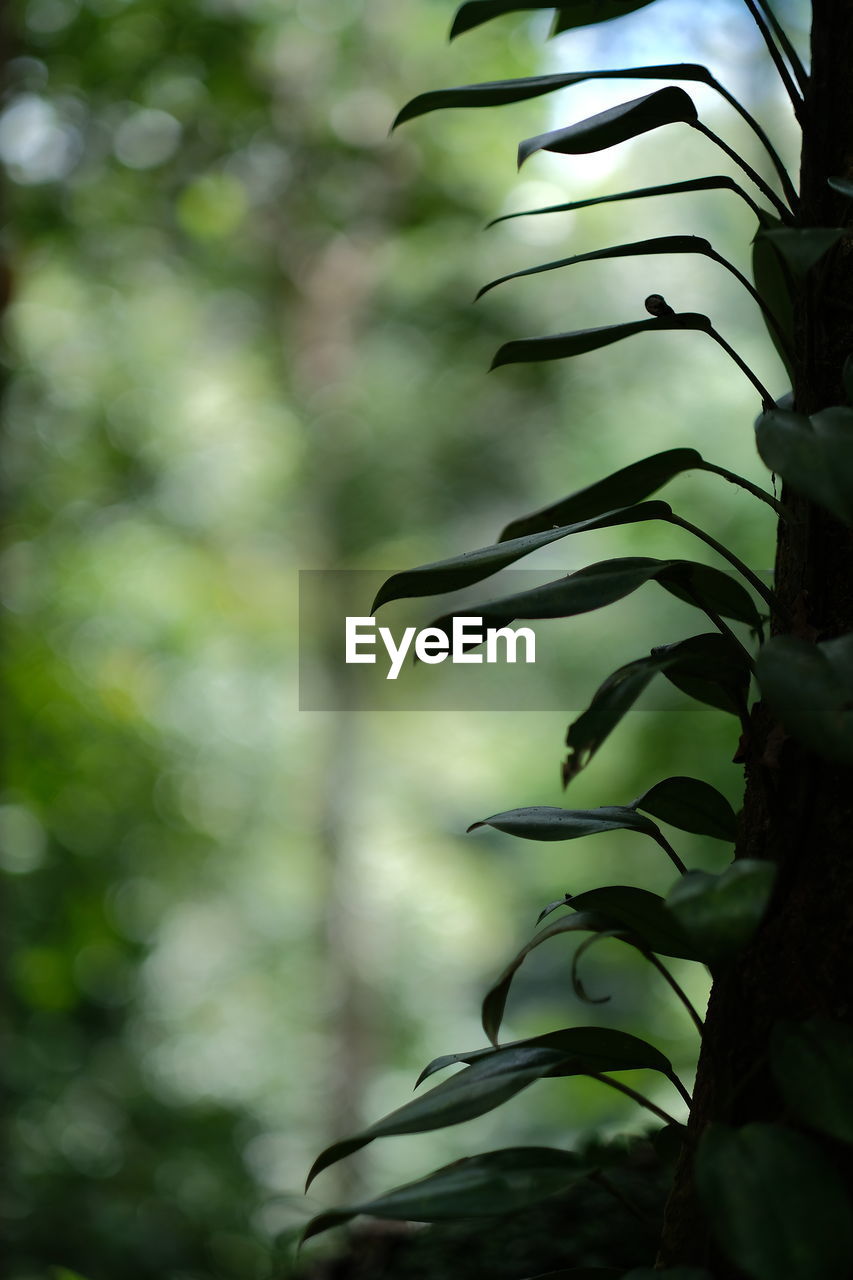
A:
[659, 3, 853, 1270]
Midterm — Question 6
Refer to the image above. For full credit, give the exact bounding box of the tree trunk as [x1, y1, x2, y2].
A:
[659, 2, 853, 1269]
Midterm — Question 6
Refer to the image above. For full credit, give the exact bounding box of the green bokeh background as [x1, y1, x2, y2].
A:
[1, 0, 805, 1275]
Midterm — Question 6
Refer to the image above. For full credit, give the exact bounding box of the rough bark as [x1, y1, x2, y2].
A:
[659, 2, 853, 1269]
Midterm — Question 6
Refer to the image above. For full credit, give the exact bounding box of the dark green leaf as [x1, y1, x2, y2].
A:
[372, 503, 671, 612]
[468, 804, 661, 841]
[421, 1026, 675, 1078]
[755, 632, 853, 765]
[488, 176, 759, 228]
[517, 88, 697, 167]
[306, 1051, 561, 1187]
[302, 1147, 588, 1242]
[665, 860, 775, 966]
[564, 633, 750, 783]
[478, 235, 717, 302]
[499, 451, 699, 540]
[696, 1122, 853, 1280]
[755, 405, 853, 525]
[491, 313, 712, 371]
[536, 894, 574, 924]
[759, 227, 844, 279]
[480, 910, 616, 1044]
[633, 776, 738, 841]
[396, 65, 718, 129]
[430, 558, 759, 643]
[571, 929, 621, 1003]
[653, 632, 751, 716]
[751, 215, 794, 379]
[449, 1, 656, 39]
[829, 177, 853, 199]
[568, 886, 699, 960]
[771, 1018, 853, 1144]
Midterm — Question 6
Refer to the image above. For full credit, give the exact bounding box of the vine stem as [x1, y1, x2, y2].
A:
[642, 951, 706, 1037]
[708, 73, 799, 210]
[588, 1072, 684, 1126]
[755, 0, 809, 94]
[691, 120, 792, 222]
[665, 510, 778, 613]
[699, 459, 787, 518]
[652, 831, 688, 876]
[742, 0, 805, 119]
[706, 322, 776, 410]
[708, 247, 793, 364]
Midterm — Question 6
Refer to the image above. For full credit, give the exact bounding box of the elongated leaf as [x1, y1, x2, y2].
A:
[480, 910, 617, 1043]
[430, 558, 759, 647]
[302, 1146, 588, 1242]
[564, 634, 750, 783]
[420, 1026, 675, 1079]
[755, 632, 853, 765]
[491, 312, 712, 371]
[653, 632, 751, 716]
[518, 87, 697, 167]
[568, 886, 698, 960]
[759, 226, 844, 279]
[752, 215, 794, 379]
[829, 176, 853, 199]
[371, 502, 670, 612]
[771, 1018, 853, 1144]
[449, 1, 656, 39]
[696, 1122, 853, 1280]
[396, 65, 720, 129]
[633, 776, 738, 841]
[478, 235, 717, 301]
[755, 404, 853, 525]
[571, 929, 623, 1003]
[489, 176, 760, 228]
[468, 804, 661, 841]
[500, 451, 699, 540]
[550, 0, 657, 32]
[665, 860, 775, 966]
[306, 1051, 560, 1187]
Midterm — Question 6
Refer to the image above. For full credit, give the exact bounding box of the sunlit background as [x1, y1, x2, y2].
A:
[2, 0, 806, 1276]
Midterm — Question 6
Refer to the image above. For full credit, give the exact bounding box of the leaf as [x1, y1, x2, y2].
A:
[517, 88, 697, 167]
[501, 452, 706, 543]
[430, 558, 759, 644]
[396, 65, 720, 129]
[563, 633, 751, 783]
[480, 910, 617, 1043]
[371, 502, 671, 612]
[696, 1122, 853, 1280]
[491, 313, 712, 371]
[571, 929, 622, 1003]
[653, 632, 751, 717]
[633, 776, 738, 841]
[568, 886, 698, 960]
[449, 1, 656, 39]
[467, 804, 662, 841]
[665, 860, 775, 966]
[771, 1017, 853, 1144]
[478, 235, 719, 301]
[759, 227, 844, 279]
[488, 176, 759, 228]
[829, 176, 853, 199]
[755, 405, 853, 525]
[420, 1025, 675, 1078]
[306, 1051, 561, 1187]
[755, 632, 853, 765]
[301, 1146, 588, 1242]
[751, 216, 795, 379]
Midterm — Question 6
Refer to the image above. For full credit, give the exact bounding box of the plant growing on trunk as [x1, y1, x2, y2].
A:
[304, 3, 853, 1276]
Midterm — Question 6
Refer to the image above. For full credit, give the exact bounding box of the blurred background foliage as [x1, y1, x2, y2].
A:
[1, 0, 805, 1276]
